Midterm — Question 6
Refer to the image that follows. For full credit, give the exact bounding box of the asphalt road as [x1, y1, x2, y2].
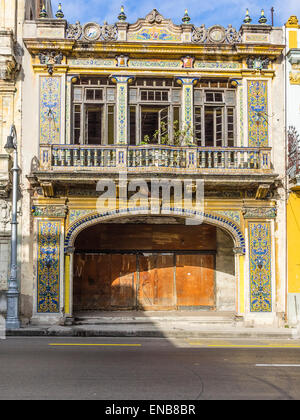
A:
[1, 337, 300, 400]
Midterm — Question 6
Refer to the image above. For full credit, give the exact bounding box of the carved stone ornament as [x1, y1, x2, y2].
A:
[38, 51, 63, 75]
[0, 200, 11, 233]
[145, 9, 164, 24]
[225, 25, 242, 44]
[66, 21, 82, 40]
[247, 56, 270, 71]
[0, 56, 20, 81]
[192, 24, 241, 44]
[100, 23, 118, 41]
[243, 207, 277, 219]
[191, 25, 207, 43]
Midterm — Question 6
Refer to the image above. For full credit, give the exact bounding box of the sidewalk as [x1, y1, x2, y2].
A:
[5, 311, 300, 339]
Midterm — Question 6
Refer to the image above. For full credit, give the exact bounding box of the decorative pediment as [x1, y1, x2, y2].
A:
[127, 9, 182, 42]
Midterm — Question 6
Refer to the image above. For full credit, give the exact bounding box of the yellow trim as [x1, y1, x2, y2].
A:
[239, 255, 245, 314]
[64, 255, 70, 315]
[49, 343, 142, 347]
[289, 31, 298, 49]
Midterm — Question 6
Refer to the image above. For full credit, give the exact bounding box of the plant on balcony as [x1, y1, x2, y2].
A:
[140, 121, 194, 146]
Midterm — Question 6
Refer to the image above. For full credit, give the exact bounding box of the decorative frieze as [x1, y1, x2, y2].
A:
[243, 207, 276, 219]
[32, 205, 67, 218]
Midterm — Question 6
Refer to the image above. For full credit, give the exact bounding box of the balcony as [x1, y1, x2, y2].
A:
[39, 144, 273, 173]
[33, 144, 277, 198]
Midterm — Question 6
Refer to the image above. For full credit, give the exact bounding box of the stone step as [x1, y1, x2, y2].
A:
[74, 311, 236, 326]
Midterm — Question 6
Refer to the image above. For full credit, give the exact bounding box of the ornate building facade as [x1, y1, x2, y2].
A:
[2, 4, 288, 327]
[286, 16, 300, 326]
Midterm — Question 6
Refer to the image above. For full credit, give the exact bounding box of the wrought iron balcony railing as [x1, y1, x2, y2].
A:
[39, 144, 273, 173]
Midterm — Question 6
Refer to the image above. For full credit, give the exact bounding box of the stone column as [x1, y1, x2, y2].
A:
[111, 75, 134, 145]
[176, 77, 199, 144]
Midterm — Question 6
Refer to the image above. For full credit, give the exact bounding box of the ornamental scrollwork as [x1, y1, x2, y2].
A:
[100, 23, 118, 41]
[225, 25, 242, 44]
[192, 24, 241, 44]
[191, 25, 207, 43]
[66, 21, 82, 40]
[145, 9, 164, 24]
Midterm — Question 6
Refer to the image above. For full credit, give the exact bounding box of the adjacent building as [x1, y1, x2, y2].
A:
[286, 16, 300, 326]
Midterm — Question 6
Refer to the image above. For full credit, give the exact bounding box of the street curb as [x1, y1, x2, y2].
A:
[5, 326, 298, 339]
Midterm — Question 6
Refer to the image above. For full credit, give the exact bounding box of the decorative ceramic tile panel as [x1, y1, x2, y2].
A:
[39, 76, 61, 144]
[127, 27, 181, 42]
[37, 221, 60, 313]
[129, 59, 181, 69]
[239, 87, 244, 146]
[248, 222, 272, 312]
[247, 80, 268, 147]
[68, 58, 115, 67]
[195, 61, 240, 69]
[176, 78, 198, 142]
[111, 76, 134, 144]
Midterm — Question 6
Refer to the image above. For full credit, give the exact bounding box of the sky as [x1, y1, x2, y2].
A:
[51, 0, 300, 28]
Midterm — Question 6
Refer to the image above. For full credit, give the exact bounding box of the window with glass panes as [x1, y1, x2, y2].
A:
[129, 78, 181, 145]
[72, 77, 116, 145]
[194, 80, 236, 147]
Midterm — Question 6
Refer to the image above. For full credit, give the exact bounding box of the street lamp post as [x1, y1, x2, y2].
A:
[4, 125, 20, 329]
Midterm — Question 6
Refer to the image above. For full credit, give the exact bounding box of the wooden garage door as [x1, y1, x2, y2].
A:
[176, 254, 215, 308]
[138, 254, 175, 310]
[73, 254, 137, 311]
[74, 253, 215, 311]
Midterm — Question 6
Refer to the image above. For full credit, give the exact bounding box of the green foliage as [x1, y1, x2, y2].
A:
[139, 120, 193, 146]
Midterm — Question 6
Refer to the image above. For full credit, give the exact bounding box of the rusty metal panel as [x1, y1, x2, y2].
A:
[138, 254, 175, 310]
[176, 254, 215, 308]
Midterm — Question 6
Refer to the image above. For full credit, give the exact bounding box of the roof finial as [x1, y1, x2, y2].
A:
[258, 9, 267, 24]
[118, 5, 127, 21]
[243, 9, 252, 24]
[182, 9, 191, 24]
[55, 3, 64, 19]
[39, 3, 48, 18]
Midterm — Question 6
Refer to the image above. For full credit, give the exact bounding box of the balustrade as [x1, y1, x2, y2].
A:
[39, 144, 272, 172]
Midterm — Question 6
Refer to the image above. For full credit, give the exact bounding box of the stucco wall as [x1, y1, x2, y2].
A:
[215, 228, 235, 311]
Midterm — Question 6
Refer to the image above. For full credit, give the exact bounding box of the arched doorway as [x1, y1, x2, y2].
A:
[72, 217, 235, 313]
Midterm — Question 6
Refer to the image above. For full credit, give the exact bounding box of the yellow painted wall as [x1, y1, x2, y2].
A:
[287, 192, 300, 292]
[289, 31, 298, 49]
